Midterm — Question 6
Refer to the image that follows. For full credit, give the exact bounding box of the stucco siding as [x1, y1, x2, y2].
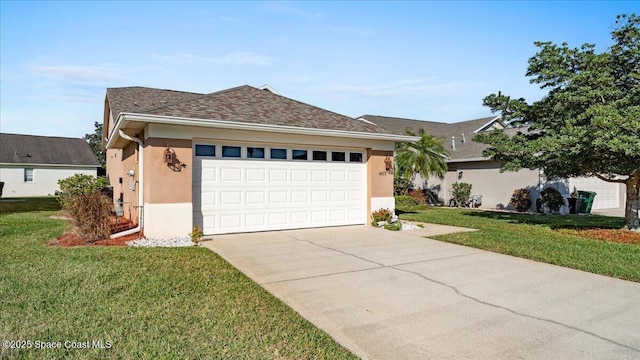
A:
[0, 165, 97, 197]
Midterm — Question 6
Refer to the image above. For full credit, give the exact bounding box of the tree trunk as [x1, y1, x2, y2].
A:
[626, 171, 640, 231]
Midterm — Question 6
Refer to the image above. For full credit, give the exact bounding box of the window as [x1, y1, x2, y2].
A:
[332, 152, 346, 161]
[349, 153, 363, 163]
[222, 146, 241, 158]
[270, 148, 287, 160]
[292, 149, 308, 160]
[312, 151, 327, 161]
[195, 144, 215, 157]
[247, 147, 265, 159]
[24, 168, 34, 182]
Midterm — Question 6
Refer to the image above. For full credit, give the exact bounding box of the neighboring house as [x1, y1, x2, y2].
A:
[360, 115, 626, 213]
[0, 133, 100, 197]
[103, 85, 416, 239]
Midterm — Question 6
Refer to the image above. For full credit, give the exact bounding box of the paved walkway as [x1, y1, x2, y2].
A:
[203, 224, 640, 359]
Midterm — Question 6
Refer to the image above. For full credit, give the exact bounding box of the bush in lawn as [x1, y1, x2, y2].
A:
[510, 188, 532, 212]
[57, 174, 109, 208]
[451, 182, 472, 207]
[371, 208, 393, 226]
[395, 195, 418, 212]
[409, 189, 426, 205]
[65, 191, 113, 241]
[58, 174, 112, 241]
[541, 187, 565, 214]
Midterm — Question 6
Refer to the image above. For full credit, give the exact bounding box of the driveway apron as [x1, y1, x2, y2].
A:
[202, 225, 640, 359]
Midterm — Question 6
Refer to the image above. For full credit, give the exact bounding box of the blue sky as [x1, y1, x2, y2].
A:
[0, 1, 634, 138]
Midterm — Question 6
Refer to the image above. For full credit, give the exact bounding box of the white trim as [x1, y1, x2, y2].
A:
[473, 116, 503, 133]
[259, 84, 280, 95]
[107, 113, 418, 149]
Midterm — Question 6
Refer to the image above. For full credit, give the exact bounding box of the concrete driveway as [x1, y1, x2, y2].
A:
[203, 225, 640, 359]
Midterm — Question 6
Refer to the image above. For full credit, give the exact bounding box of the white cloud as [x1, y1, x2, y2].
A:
[151, 51, 277, 67]
[28, 64, 121, 82]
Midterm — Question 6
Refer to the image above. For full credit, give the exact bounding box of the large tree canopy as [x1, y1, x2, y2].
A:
[475, 14, 640, 230]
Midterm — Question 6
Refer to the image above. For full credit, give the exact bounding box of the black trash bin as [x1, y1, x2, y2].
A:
[577, 191, 596, 214]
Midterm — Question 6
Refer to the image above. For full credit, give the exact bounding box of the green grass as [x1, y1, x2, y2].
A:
[400, 207, 640, 282]
[0, 197, 61, 213]
[0, 211, 356, 359]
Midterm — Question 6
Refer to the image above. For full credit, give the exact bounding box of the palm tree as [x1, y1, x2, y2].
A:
[395, 129, 449, 194]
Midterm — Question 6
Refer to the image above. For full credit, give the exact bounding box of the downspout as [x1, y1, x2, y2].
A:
[110, 130, 144, 238]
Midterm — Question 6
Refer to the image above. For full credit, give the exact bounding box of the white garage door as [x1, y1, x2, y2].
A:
[569, 177, 620, 210]
[193, 143, 367, 235]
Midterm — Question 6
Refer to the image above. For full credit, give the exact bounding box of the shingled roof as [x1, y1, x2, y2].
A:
[0, 133, 100, 166]
[107, 85, 388, 134]
[360, 115, 505, 161]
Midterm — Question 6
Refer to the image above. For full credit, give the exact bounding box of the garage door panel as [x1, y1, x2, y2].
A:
[269, 169, 288, 181]
[311, 170, 328, 182]
[246, 168, 266, 182]
[331, 190, 346, 202]
[194, 149, 366, 235]
[221, 191, 242, 205]
[221, 168, 242, 182]
[291, 212, 308, 224]
[331, 170, 346, 182]
[268, 191, 288, 203]
[311, 190, 328, 202]
[291, 191, 308, 203]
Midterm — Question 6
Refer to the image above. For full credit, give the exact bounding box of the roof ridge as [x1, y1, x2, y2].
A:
[136, 85, 251, 113]
[0, 133, 85, 140]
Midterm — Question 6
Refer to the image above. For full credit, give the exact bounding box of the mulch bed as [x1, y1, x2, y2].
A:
[557, 228, 640, 245]
[48, 214, 141, 247]
[48, 231, 142, 247]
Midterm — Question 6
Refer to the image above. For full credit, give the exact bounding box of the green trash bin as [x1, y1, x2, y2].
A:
[578, 191, 596, 214]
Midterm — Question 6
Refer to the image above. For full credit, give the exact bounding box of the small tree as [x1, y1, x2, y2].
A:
[451, 182, 472, 207]
[395, 129, 449, 192]
[541, 188, 565, 214]
[510, 188, 532, 212]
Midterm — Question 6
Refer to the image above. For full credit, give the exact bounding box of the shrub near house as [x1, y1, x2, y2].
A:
[58, 174, 112, 241]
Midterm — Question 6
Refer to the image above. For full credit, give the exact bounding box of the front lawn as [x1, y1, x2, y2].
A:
[0, 211, 355, 359]
[400, 208, 640, 282]
[0, 197, 60, 213]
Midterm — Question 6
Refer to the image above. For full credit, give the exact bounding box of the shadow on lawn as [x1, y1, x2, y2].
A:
[463, 210, 625, 230]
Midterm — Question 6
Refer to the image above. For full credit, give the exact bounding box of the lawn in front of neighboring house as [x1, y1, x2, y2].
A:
[0, 196, 61, 213]
[399, 207, 640, 283]
[0, 211, 356, 359]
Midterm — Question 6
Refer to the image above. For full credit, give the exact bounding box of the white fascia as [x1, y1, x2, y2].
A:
[473, 116, 503, 133]
[106, 112, 419, 149]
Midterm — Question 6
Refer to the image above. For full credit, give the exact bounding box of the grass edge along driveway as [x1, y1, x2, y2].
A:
[0, 211, 356, 359]
[400, 208, 640, 283]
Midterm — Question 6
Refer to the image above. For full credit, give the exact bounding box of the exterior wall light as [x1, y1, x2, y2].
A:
[384, 156, 393, 174]
[164, 146, 174, 164]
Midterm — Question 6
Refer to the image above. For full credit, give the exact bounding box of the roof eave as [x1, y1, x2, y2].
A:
[106, 113, 418, 149]
[447, 157, 489, 163]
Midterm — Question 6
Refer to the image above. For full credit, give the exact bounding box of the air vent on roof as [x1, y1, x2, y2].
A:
[461, 133, 466, 143]
[451, 136, 456, 150]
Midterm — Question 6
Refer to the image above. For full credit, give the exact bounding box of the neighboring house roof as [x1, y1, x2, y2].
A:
[360, 115, 507, 162]
[107, 85, 389, 136]
[0, 133, 100, 166]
